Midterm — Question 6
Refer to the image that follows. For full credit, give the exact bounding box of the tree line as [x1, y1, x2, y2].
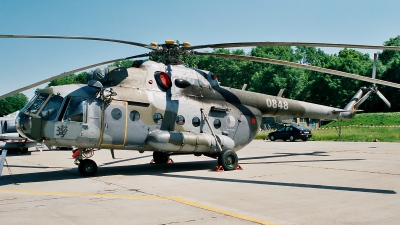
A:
[178, 36, 400, 112]
[1, 35, 399, 116]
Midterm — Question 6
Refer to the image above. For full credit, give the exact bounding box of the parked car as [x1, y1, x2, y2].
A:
[268, 124, 312, 141]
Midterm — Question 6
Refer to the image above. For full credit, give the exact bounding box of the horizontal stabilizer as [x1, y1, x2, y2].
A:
[332, 109, 363, 113]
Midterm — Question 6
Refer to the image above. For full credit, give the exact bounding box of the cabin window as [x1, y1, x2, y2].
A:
[129, 110, 140, 121]
[176, 115, 185, 125]
[213, 119, 221, 129]
[26, 93, 50, 114]
[153, 113, 163, 124]
[38, 95, 64, 121]
[111, 108, 122, 120]
[192, 117, 200, 127]
[62, 97, 87, 122]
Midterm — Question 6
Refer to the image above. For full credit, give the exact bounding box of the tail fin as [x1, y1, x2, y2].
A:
[357, 53, 391, 108]
[344, 89, 363, 111]
[344, 53, 391, 115]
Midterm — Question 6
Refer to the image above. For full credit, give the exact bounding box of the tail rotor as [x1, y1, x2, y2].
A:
[355, 53, 391, 109]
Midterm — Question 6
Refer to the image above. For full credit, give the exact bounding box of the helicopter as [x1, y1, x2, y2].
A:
[1, 34, 400, 176]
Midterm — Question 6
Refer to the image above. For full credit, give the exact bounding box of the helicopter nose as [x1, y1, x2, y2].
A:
[16, 113, 35, 140]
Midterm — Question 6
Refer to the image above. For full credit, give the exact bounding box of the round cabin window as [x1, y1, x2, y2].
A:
[176, 115, 185, 125]
[192, 117, 200, 127]
[129, 110, 140, 121]
[153, 113, 163, 124]
[213, 119, 221, 129]
[111, 108, 122, 120]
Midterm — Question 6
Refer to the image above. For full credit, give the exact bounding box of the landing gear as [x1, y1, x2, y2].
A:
[217, 149, 241, 171]
[78, 159, 97, 176]
[152, 151, 172, 164]
[73, 148, 98, 176]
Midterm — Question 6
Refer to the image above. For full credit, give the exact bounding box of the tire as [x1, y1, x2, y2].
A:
[218, 150, 238, 171]
[21, 148, 28, 153]
[302, 138, 308, 142]
[78, 159, 98, 176]
[269, 135, 275, 141]
[289, 135, 295, 142]
[153, 151, 170, 163]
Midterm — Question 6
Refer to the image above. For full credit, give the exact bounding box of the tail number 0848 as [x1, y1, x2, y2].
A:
[266, 99, 289, 110]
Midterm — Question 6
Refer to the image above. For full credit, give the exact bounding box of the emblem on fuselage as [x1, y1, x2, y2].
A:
[56, 125, 68, 138]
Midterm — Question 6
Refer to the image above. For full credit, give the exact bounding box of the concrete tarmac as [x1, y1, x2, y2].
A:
[0, 140, 399, 225]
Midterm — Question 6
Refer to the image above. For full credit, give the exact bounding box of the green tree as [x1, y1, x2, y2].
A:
[248, 46, 307, 99]
[306, 49, 372, 108]
[47, 72, 87, 87]
[379, 35, 400, 112]
[110, 59, 134, 67]
[0, 93, 29, 116]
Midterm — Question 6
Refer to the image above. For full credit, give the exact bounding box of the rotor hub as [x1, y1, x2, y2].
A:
[149, 40, 193, 64]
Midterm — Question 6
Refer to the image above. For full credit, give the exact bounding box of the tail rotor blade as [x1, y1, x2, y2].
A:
[372, 53, 377, 80]
[355, 90, 372, 109]
[376, 90, 391, 108]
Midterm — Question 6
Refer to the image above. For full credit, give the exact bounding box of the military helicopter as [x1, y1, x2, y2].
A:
[1, 34, 400, 176]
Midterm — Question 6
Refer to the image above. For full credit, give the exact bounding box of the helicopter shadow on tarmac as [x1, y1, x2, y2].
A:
[0, 155, 218, 186]
[238, 150, 365, 164]
[0, 151, 395, 194]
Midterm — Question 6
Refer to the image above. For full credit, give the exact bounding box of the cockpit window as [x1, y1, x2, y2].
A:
[62, 97, 87, 122]
[26, 93, 50, 114]
[38, 95, 64, 121]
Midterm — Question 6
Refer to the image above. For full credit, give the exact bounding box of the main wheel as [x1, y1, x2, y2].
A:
[302, 138, 308, 141]
[153, 151, 170, 164]
[269, 135, 275, 141]
[289, 135, 295, 142]
[78, 159, 98, 176]
[218, 150, 238, 171]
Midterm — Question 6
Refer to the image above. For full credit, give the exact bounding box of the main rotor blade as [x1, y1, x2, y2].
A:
[195, 52, 400, 89]
[0, 34, 156, 50]
[0, 53, 149, 100]
[187, 41, 400, 51]
[376, 90, 391, 107]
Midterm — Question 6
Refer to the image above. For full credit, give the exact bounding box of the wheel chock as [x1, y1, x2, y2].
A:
[215, 165, 224, 172]
[150, 158, 174, 164]
[215, 164, 243, 172]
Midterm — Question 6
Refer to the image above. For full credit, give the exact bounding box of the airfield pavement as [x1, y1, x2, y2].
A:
[0, 140, 399, 225]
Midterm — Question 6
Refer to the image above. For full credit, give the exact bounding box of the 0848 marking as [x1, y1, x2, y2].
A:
[266, 99, 289, 110]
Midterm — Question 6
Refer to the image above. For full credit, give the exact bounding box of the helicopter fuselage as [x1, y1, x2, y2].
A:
[15, 61, 352, 155]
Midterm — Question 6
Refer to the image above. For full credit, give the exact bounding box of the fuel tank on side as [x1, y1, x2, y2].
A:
[147, 130, 235, 153]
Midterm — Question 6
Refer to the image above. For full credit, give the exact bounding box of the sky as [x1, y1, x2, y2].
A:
[1, 0, 400, 99]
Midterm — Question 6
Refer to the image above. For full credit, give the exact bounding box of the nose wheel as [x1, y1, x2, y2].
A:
[78, 159, 98, 176]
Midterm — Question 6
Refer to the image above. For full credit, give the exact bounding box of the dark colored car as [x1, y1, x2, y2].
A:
[268, 124, 312, 142]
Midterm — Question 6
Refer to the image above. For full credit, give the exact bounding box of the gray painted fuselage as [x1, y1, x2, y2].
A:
[16, 61, 354, 154]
